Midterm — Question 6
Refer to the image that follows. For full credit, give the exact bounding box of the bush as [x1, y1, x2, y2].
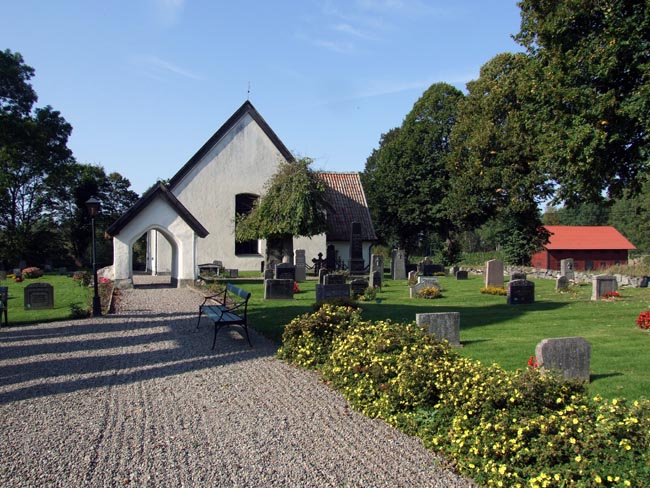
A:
[417, 286, 442, 299]
[357, 286, 377, 301]
[480, 285, 507, 296]
[22, 267, 43, 279]
[635, 311, 650, 330]
[276, 304, 361, 369]
[72, 271, 91, 287]
[278, 306, 650, 487]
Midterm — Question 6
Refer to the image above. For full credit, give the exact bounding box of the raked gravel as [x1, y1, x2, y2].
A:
[0, 284, 478, 487]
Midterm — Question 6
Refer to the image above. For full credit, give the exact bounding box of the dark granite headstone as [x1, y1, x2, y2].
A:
[316, 284, 351, 302]
[510, 271, 527, 281]
[507, 279, 535, 305]
[325, 245, 336, 270]
[274, 263, 296, 281]
[324, 273, 346, 285]
[264, 279, 294, 300]
[421, 264, 436, 276]
[348, 222, 365, 273]
[263, 268, 274, 280]
[294, 249, 306, 282]
[318, 268, 330, 285]
[455, 270, 468, 280]
[350, 278, 368, 298]
[556, 276, 569, 290]
[24, 282, 54, 310]
[370, 270, 382, 289]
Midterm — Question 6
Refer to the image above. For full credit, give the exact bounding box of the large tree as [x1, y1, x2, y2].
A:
[0, 49, 75, 267]
[516, 0, 650, 203]
[446, 53, 551, 264]
[235, 157, 329, 266]
[362, 82, 464, 261]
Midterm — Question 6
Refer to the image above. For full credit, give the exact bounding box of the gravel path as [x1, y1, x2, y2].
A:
[0, 285, 477, 487]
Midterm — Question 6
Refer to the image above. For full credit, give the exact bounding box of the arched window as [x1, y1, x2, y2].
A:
[235, 193, 259, 255]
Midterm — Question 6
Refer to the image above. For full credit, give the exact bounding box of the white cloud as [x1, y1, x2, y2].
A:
[137, 55, 203, 81]
[332, 23, 377, 40]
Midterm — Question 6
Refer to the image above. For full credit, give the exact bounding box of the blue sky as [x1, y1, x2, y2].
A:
[3, 0, 523, 195]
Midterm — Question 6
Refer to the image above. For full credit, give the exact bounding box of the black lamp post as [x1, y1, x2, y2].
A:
[86, 197, 102, 317]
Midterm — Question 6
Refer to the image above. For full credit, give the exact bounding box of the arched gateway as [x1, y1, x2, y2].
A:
[106, 184, 208, 289]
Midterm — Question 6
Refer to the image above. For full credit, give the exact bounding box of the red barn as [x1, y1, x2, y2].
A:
[531, 226, 636, 271]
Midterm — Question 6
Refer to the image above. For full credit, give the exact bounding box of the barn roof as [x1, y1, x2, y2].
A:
[317, 172, 377, 242]
[543, 226, 636, 250]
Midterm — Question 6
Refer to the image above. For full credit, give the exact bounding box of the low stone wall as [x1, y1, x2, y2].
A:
[458, 266, 646, 288]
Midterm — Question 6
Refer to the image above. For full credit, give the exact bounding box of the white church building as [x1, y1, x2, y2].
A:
[106, 101, 376, 288]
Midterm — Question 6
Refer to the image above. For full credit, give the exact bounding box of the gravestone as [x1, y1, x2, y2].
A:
[370, 254, 383, 289]
[348, 222, 365, 273]
[318, 268, 330, 285]
[560, 258, 575, 281]
[369, 270, 382, 289]
[324, 273, 346, 285]
[0, 270, 6, 280]
[455, 270, 468, 280]
[417, 276, 439, 286]
[421, 264, 437, 276]
[556, 275, 569, 290]
[410, 280, 441, 299]
[507, 279, 535, 305]
[224, 269, 239, 279]
[591, 275, 618, 301]
[263, 268, 274, 280]
[325, 244, 336, 270]
[311, 252, 325, 274]
[316, 283, 351, 302]
[0, 286, 7, 326]
[535, 337, 591, 382]
[449, 266, 459, 276]
[510, 271, 527, 281]
[392, 249, 407, 280]
[485, 259, 504, 288]
[24, 282, 54, 310]
[264, 279, 294, 300]
[294, 249, 306, 282]
[416, 312, 460, 347]
[275, 263, 296, 281]
[350, 278, 369, 298]
[407, 270, 418, 283]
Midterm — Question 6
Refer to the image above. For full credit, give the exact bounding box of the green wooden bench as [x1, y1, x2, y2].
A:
[196, 283, 252, 349]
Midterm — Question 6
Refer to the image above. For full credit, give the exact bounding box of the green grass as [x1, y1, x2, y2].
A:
[1, 274, 91, 324]
[239, 275, 650, 401]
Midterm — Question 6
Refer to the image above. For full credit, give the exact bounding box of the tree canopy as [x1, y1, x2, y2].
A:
[235, 157, 329, 241]
[362, 82, 464, 261]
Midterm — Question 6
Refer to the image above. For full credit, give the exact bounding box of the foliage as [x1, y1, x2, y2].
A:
[416, 286, 442, 299]
[515, 0, 650, 204]
[362, 83, 464, 260]
[279, 306, 650, 487]
[235, 158, 328, 241]
[72, 271, 91, 287]
[0, 49, 75, 268]
[480, 286, 507, 296]
[276, 304, 362, 369]
[635, 311, 650, 330]
[357, 286, 377, 302]
[21, 266, 43, 279]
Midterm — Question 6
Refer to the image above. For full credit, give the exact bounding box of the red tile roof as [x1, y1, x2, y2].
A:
[317, 172, 377, 241]
[543, 226, 636, 250]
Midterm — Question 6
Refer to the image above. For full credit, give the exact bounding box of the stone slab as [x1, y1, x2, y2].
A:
[535, 336, 591, 382]
[416, 312, 460, 346]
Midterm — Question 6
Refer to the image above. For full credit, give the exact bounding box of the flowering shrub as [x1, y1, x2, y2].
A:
[416, 286, 442, 299]
[602, 291, 621, 299]
[357, 286, 377, 301]
[635, 310, 650, 330]
[527, 355, 539, 369]
[14, 275, 22, 282]
[293, 281, 301, 294]
[279, 306, 650, 487]
[73, 271, 91, 287]
[277, 304, 362, 369]
[99, 276, 111, 285]
[480, 286, 507, 296]
[22, 267, 44, 279]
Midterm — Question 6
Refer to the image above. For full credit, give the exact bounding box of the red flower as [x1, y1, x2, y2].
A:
[635, 311, 650, 330]
[293, 281, 301, 294]
[527, 356, 538, 369]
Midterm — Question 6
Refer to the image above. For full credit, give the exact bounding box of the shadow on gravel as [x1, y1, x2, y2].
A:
[0, 308, 277, 404]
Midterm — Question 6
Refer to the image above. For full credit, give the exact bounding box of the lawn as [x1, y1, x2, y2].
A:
[0, 274, 91, 324]
[239, 274, 650, 401]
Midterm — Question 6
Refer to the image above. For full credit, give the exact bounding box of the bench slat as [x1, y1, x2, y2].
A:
[197, 282, 252, 349]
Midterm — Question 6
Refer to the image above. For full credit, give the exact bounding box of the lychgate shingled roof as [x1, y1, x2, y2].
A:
[317, 172, 376, 242]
